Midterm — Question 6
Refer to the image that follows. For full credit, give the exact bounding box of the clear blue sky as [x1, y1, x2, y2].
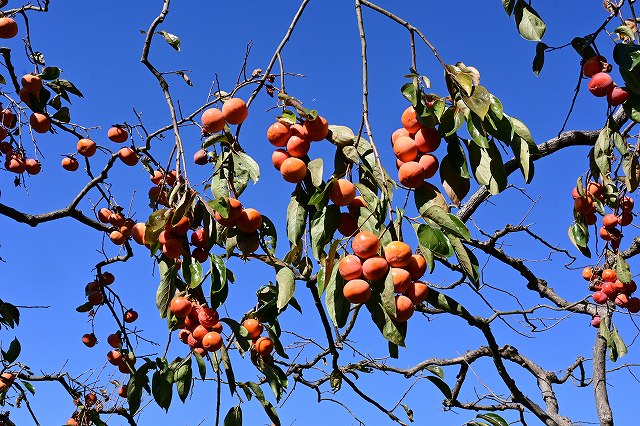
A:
[0, 0, 634, 425]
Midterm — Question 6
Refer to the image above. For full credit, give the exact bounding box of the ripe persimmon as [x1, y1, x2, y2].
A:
[290, 123, 307, 138]
[107, 333, 122, 348]
[581, 267, 593, 281]
[192, 247, 209, 263]
[622, 196, 634, 211]
[110, 230, 126, 245]
[214, 197, 243, 227]
[163, 238, 183, 259]
[30, 112, 50, 133]
[118, 385, 128, 398]
[170, 216, 191, 235]
[405, 281, 428, 304]
[338, 212, 358, 237]
[82, 333, 97, 347]
[286, 135, 310, 158]
[198, 307, 220, 328]
[393, 136, 418, 162]
[97, 208, 112, 223]
[19, 88, 38, 106]
[108, 126, 128, 143]
[202, 331, 223, 351]
[88, 291, 103, 305]
[66, 419, 78, 426]
[272, 149, 290, 171]
[280, 157, 307, 183]
[5, 155, 25, 173]
[190, 228, 207, 248]
[602, 214, 618, 229]
[101, 272, 115, 285]
[170, 296, 192, 318]
[303, 115, 329, 141]
[237, 208, 262, 233]
[77, 138, 97, 157]
[582, 55, 607, 77]
[178, 329, 191, 344]
[201, 108, 225, 133]
[107, 350, 123, 366]
[384, 241, 412, 268]
[593, 291, 608, 304]
[391, 128, 411, 143]
[254, 337, 274, 356]
[414, 127, 441, 153]
[352, 231, 380, 259]
[222, 98, 248, 125]
[267, 122, 291, 147]
[0, 17, 18, 38]
[21, 74, 43, 92]
[243, 319, 263, 339]
[237, 231, 260, 254]
[1, 109, 14, 128]
[398, 161, 425, 188]
[24, 158, 41, 175]
[132, 222, 146, 245]
[602, 269, 617, 282]
[118, 147, 139, 166]
[418, 154, 439, 179]
[328, 179, 356, 206]
[391, 268, 411, 293]
[628, 297, 640, 313]
[124, 309, 138, 323]
[343, 279, 371, 304]
[362, 256, 389, 281]
[338, 255, 363, 281]
[588, 72, 614, 97]
[392, 295, 415, 322]
[347, 196, 367, 216]
[401, 106, 421, 133]
[406, 254, 427, 280]
[192, 325, 209, 342]
[608, 86, 629, 106]
[193, 149, 208, 165]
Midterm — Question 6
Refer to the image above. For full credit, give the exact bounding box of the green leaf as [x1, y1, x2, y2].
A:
[364, 295, 406, 346]
[259, 215, 277, 255]
[182, 256, 203, 289]
[439, 106, 465, 136]
[379, 270, 396, 318]
[219, 318, 252, 354]
[416, 224, 453, 258]
[174, 358, 192, 403]
[420, 205, 471, 240]
[401, 81, 418, 105]
[210, 254, 229, 310]
[510, 135, 533, 183]
[624, 93, 640, 122]
[477, 413, 509, 426]
[594, 126, 612, 178]
[51, 106, 70, 123]
[20, 380, 35, 395]
[152, 367, 173, 411]
[327, 125, 356, 147]
[532, 42, 547, 76]
[623, 152, 640, 192]
[310, 204, 340, 261]
[616, 253, 632, 283]
[614, 43, 640, 71]
[233, 151, 260, 184]
[610, 324, 628, 362]
[467, 114, 490, 148]
[3, 337, 20, 363]
[615, 25, 636, 41]
[159, 30, 181, 51]
[448, 235, 479, 285]
[502, 0, 516, 15]
[307, 158, 323, 187]
[514, 0, 546, 41]
[287, 191, 307, 244]
[75, 302, 93, 313]
[462, 86, 491, 120]
[127, 362, 154, 415]
[568, 223, 591, 258]
[56, 79, 83, 97]
[220, 344, 236, 395]
[223, 405, 242, 426]
[426, 375, 452, 399]
[426, 365, 445, 379]
[193, 351, 207, 380]
[325, 261, 350, 328]
[39, 67, 61, 80]
[276, 268, 296, 310]
[157, 259, 177, 319]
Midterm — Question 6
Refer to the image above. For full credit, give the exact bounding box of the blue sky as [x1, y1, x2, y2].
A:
[0, 0, 636, 425]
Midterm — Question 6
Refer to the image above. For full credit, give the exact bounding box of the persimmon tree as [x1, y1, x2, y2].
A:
[0, 0, 640, 425]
